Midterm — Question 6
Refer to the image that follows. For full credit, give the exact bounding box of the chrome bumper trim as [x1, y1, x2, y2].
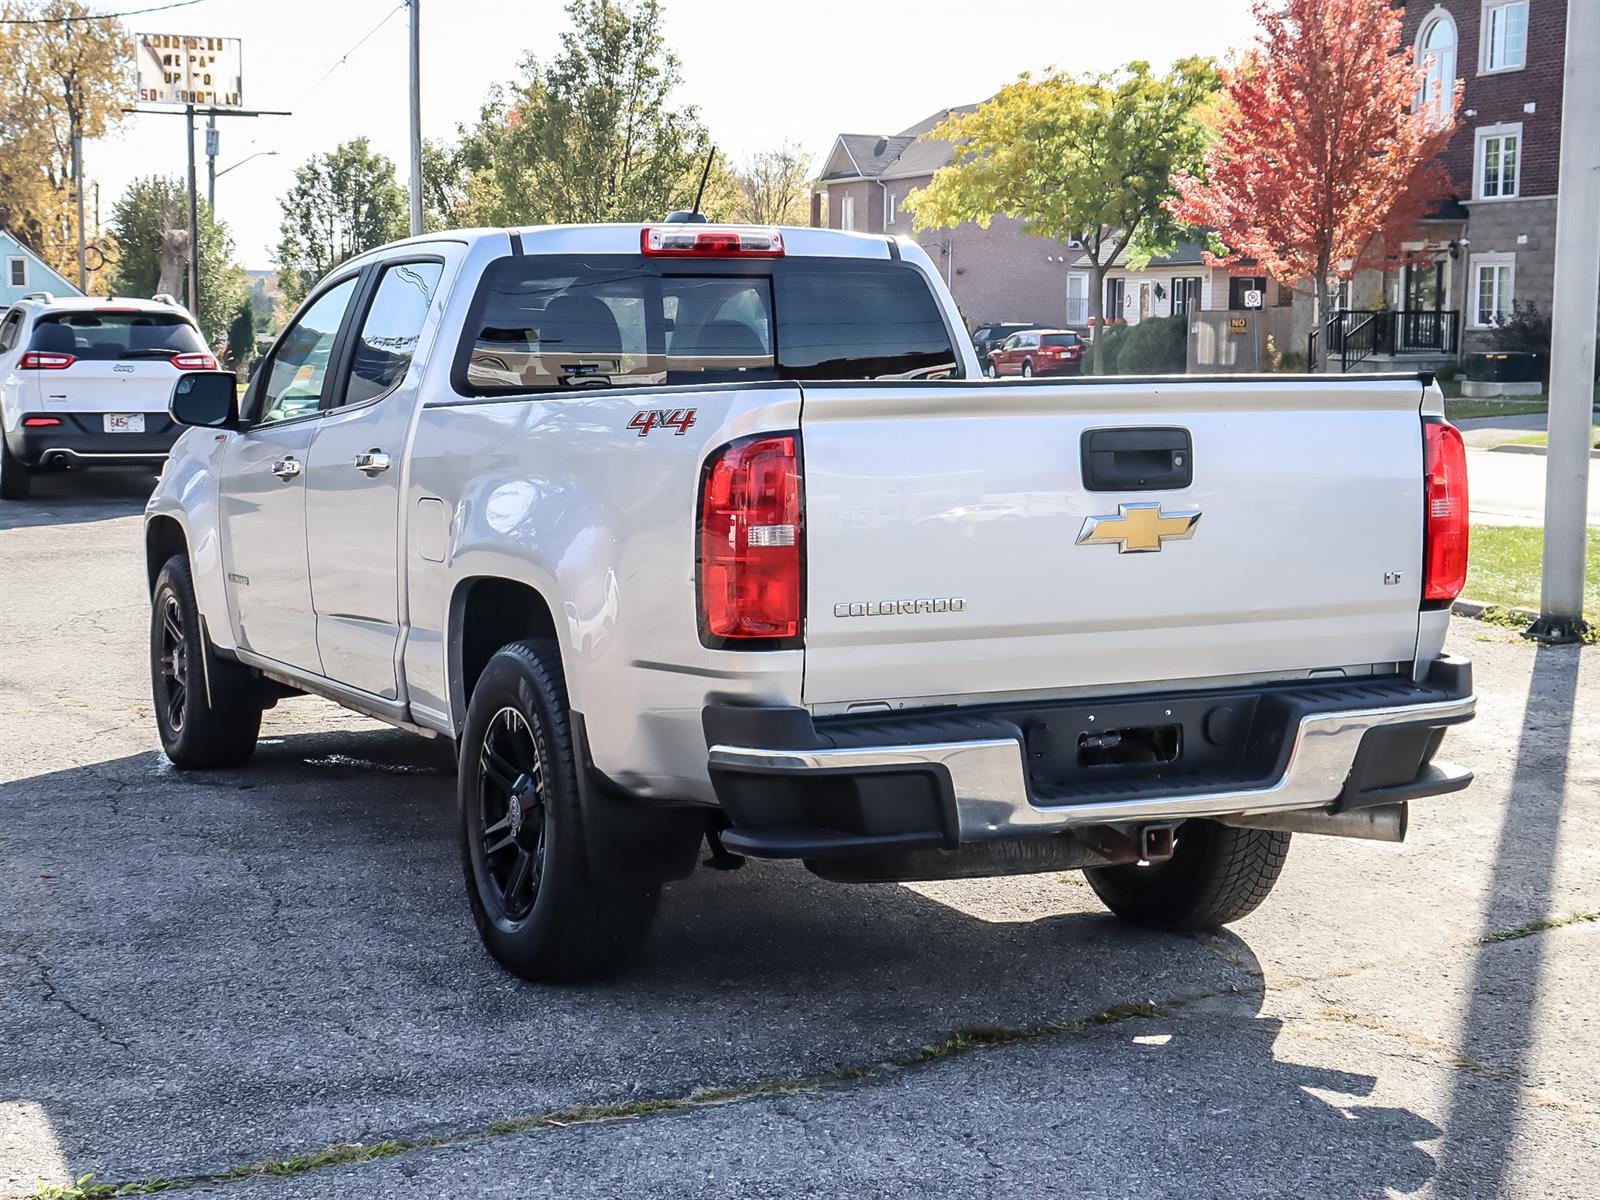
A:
[38, 447, 169, 462]
[708, 694, 1476, 839]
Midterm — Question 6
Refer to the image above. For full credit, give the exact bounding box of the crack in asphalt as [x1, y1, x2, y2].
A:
[29, 952, 131, 1052]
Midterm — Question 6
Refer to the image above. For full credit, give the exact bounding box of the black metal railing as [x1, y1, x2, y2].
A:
[1317, 309, 1460, 371]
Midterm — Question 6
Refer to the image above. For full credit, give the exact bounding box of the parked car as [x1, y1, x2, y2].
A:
[145, 223, 1475, 982]
[987, 328, 1084, 377]
[971, 321, 1047, 360]
[0, 293, 213, 499]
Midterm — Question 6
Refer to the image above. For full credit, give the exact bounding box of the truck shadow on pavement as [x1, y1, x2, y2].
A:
[0, 468, 156, 532]
[0, 721, 1442, 1194]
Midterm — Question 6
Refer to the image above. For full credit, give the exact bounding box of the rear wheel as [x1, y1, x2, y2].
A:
[151, 555, 263, 768]
[0, 436, 31, 500]
[459, 639, 658, 981]
[1021, 360, 1034, 378]
[1084, 820, 1290, 931]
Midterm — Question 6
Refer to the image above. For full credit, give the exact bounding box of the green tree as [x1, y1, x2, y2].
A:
[105, 176, 247, 349]
[225, 297, 255, 374]
[275, 137, 407, 303]
[455, 0, 709, 226]
[908, 58, 1220, 373]
[0, 0, 131, 286]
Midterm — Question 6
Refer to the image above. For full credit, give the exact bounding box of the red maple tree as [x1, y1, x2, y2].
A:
[1168, 0, 1460, 329]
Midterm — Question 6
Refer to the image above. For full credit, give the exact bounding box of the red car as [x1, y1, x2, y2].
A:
[986, 329, 1084, 377]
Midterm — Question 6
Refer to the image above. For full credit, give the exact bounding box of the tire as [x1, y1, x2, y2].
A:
[151, 555, 263, 768]
[0, 435, 31, 500]
[1084, 820, 1290, 931]
[986, 362, 998, 378]
[1021, 360, 1034, 378]
[459, 639, 658, 981]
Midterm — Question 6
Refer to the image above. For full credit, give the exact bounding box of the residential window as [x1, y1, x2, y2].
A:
[1170, 276, 1203, 316]
[1227, 276, 1267, 310]
[884, 190, 897, 226]
[840, 193, 855, 231]
[1105, 277, 1125, 320]
[1481, 0, 1528, 72]
[1471, 255, 1515, 327]
[6, 257, 25, 288]
[1065, 272, 1089, 325]
[1476, 125, 1520, 199]
[1417, 12, 1458, 127]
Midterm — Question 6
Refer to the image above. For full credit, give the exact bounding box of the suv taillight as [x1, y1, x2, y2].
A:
[698, 434, 802, 645]
[1423, 421, 1469, 603]
[171, 352, 218, 370]
[18, 351, 74, 370]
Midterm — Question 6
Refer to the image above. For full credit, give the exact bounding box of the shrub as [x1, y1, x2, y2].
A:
[1108, 314, 1187, 374]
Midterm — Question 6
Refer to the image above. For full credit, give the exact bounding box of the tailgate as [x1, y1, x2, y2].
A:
[37, 360, 182, 413]
[800, 378, 1426, 708]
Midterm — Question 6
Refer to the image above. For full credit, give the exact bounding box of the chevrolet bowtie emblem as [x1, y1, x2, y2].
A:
[1076, 502, 1201, 553]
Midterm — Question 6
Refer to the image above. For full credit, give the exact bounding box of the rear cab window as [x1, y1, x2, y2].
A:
[28, 310, 206, 360]
[455, 255, 959, 395]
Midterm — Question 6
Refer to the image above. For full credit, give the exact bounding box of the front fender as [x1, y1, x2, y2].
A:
[145, 427, 235, 651]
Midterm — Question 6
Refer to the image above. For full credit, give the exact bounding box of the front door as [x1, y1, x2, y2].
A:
[219, 275, 360, 672]
[1402, 259, 1446, 350]
[305, 259, 446, 699]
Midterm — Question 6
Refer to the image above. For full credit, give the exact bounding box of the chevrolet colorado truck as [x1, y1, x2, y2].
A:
[143, 222, 1475, 981]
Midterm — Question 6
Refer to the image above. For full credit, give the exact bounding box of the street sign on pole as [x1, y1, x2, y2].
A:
[1243, 289, 1264, 309]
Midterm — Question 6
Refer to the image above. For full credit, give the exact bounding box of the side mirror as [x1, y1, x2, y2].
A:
[170, 370, 240, 429]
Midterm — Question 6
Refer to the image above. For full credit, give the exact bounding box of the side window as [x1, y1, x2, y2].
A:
[1001, 335, 1019, 351]
[0, 310, 21, 352]
[257, 277, 359, 425]
[344, 261, 444, 407]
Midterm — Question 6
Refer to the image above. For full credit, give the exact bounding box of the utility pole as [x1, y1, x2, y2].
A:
[185, 103, 200, 318]
[1528, 0, 1600, 643]
[408, 0, 423, 237]
[72, 110, 86, 292]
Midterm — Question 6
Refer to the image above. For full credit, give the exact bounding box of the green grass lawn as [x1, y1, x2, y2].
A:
[1444, 397, 1549, 420]
[1466, 524, 1600, 617]
[1504, 427, 1600, 449]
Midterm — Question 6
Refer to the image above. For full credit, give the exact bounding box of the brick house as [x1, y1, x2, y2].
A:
[813, 110, 1244, 338]
[1311, 0, 1565, 369]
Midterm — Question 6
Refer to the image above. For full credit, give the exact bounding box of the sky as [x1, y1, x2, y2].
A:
[85, 0, 1263, 269]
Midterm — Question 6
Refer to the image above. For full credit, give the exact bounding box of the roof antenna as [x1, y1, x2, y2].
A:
[665, 146, 715, 224]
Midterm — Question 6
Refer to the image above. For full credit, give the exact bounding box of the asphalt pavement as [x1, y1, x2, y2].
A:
[2, 468, 1597, 1199]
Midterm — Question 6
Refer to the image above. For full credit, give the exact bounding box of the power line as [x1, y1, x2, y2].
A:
[0, 0, 203, 25]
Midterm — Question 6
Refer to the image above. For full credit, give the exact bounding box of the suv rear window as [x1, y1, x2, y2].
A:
[30, 311, 206, 361]
[457, 255, 958, 395]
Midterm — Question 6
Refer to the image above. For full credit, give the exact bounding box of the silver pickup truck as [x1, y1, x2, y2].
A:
[144, 222, 1475, 980]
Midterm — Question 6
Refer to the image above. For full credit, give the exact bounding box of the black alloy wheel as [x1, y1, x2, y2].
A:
[155, 592, 189, 735]
[472, 706, 549, 925]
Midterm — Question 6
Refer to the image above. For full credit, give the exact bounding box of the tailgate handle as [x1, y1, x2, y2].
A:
[1080, 427, 1192, 492]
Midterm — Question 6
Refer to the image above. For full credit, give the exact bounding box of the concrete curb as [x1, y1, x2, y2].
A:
[1488, 442, 1600, 458]
[1451, 598, 1539, 622]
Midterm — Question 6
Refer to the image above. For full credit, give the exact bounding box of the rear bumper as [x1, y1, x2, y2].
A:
[705, 658, 1475, 860]
[5, 414, 181, 467]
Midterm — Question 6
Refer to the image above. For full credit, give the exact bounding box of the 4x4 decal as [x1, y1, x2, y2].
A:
[628, 408, 697, 437]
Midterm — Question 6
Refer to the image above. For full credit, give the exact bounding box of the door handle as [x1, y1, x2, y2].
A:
[271, 457, 302, 479]
[353, 450, 391, 475]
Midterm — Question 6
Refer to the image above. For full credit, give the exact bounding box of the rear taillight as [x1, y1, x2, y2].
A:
[18, 352, 74, 370]
[698, 434, 802, 644]
[1423, 421, 1469, 603]
[22, 416, 62, 426]
[171, 352, 218, 370]
[642, 225, 784, 258]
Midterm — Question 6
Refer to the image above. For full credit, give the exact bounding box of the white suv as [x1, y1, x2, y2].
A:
[0, 292, 215, 499]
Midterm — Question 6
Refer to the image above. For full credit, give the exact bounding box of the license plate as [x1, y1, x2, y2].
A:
[104, 413, 145, 433]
